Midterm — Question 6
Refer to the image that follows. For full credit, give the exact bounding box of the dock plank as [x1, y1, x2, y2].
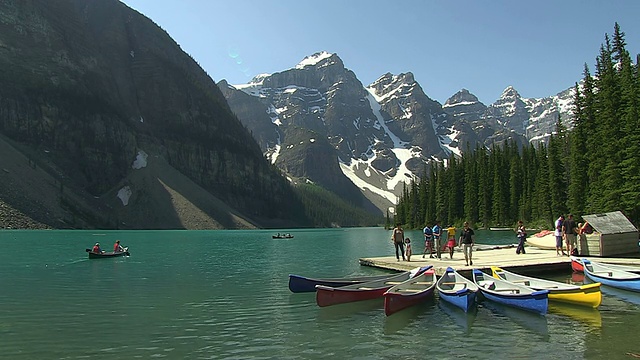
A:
[359, 247, 640, 276]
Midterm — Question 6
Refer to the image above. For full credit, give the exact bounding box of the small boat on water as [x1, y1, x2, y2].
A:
[582, 259, 640, 292]
[491, 266, 601, 308]
[85, 247, 129, 259]
[571, 256, 640, 274]
[489, 227, 513, 231]
[473, 269, 548, 315]
[383, 266, 435, 316]
[273, 233, 294, 239]
[315, 267, 429, 307]
[288, 273, 397, 293]
[436, 267, 479, 312]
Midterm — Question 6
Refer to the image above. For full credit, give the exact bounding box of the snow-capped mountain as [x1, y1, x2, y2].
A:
[219, 51, 576, 214]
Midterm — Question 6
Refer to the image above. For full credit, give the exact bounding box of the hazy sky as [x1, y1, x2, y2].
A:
[120, 0, 639, 105]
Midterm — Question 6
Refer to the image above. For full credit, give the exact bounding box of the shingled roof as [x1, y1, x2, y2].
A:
[583, 211, 638, 234]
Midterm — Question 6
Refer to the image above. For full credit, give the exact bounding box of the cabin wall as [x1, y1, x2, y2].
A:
[600, 232, 640, 256]
[578, 234, 600, 256]
[578, 232, 639, 256]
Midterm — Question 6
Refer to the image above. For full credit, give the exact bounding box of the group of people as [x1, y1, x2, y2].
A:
[391, 221, 476, 266]
[554, 214, 591, 257]
[392, 215, 594, 265]
[91, 240, 125, 254]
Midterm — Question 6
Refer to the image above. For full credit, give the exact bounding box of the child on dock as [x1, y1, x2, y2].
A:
[405, 238, 412, 262]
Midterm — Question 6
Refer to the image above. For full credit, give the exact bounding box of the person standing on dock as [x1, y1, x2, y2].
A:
[391, 224, 406, 261]
[563, 214, 578, 257]
[515, 220, 527, 254]
[458, 222, 475, 266]
[445, 225, 456, 259]
[405, 238, 412, 261]
[432, 221, 442, 259]
[422, 224, 433, 258]
[554, 215, 566, 256]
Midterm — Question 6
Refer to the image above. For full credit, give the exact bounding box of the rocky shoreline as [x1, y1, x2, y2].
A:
[0, 201, 51, 230]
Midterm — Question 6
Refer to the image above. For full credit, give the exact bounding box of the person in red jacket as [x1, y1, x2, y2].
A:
[113, 240, 124, 253]
[92, 243, 103, 254]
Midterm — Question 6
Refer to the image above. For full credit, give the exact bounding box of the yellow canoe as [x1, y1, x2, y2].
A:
[491, 266, 601, 308]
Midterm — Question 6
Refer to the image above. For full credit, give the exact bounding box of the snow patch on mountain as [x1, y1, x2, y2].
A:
[296, 51, 334, 69]
[441, 129, 462, 157]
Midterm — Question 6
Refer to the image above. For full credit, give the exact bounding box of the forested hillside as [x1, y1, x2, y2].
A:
[394, 24, 640, 229]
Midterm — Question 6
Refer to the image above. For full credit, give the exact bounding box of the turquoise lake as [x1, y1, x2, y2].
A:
[1, 228, 639, 359]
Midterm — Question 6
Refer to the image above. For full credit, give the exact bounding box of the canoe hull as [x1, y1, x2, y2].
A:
[547, 283, 602, 308]
[315, 271, 414, 307]
[473, 269, 548, 315]
[439, 289, 477, 313]
[316, 286, 388, 307]
[436, 267, 479, 312]
[480, 289, 548, 315]
[572, 256, 640, 275]
[383, 268, 436, 316]
[288, 274, 394, 293]
[583, 260, 640, 292]
[491, 266, 601, 308]
[572, 258, 584, 272]
[88, 251, 129, 259]
[384, 287, 435, 316]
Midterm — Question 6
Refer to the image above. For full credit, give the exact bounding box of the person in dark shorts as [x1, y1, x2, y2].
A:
[554, 215, 566, 256]
[422, 225, 433, 258]
[459, 222, 475, 266]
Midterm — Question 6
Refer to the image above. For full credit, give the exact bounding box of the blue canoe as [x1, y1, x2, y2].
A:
[436, 267, 479, 312]
[582, 259, 640, 292]
[472, 269, 548, 315]
[288, 273, 397, 293]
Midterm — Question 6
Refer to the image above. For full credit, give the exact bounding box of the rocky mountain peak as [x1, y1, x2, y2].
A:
[367, 72, 417, 98]
[500, 86, 521, 101]
[294, 51, 341, 70]
[444, 89, 480, 107]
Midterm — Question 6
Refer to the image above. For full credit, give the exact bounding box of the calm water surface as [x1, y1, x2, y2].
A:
[0, 228, 639, 359]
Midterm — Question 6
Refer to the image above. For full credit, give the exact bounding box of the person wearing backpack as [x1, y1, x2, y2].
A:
[422, 224, 433, 258]
[432, 221, 442, 260]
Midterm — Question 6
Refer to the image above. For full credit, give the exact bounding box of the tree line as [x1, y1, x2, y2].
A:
[394, 23, 640, 230]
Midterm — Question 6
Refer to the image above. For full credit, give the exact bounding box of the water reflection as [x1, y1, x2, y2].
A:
[600, 286, 640, 307]
[480, 301, 549, 340]
[438, 299, 477, 333]
[315, 298, 382, 321]
[548, 303, 602, 329]
[382, 300, 436, 334]
[571, 271, 585, 283]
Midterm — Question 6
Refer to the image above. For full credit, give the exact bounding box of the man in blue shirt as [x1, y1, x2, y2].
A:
[432, 221, 442, 259]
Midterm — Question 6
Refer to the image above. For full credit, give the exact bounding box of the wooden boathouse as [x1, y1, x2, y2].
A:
[579, 211, 640, 256]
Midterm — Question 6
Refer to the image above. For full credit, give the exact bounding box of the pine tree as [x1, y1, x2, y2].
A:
[568, 81, 588, 216]
[548, 118, 568, 217]
[463, 147, 479, 224]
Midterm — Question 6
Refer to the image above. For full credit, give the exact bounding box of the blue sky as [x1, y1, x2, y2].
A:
[121, 0, 639, 105]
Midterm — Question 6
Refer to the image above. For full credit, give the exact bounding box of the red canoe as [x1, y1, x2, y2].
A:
[571, 256, 640, 274]
[315, 267, 430, 307]
[383, 267, 436, 316]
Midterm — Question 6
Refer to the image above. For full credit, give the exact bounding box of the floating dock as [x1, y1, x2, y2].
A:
[359, 245, 640, 276]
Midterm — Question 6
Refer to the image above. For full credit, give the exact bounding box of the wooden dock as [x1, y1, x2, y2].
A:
[359, 246, 640, 276]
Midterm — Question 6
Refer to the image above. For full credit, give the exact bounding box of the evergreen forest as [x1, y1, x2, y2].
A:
[393, 24, 640, 230]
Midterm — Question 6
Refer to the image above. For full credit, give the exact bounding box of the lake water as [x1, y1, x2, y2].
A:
[1, 228, 639, 359]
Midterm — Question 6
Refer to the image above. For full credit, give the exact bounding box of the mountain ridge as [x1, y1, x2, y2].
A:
[222, 51, 577, 214]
